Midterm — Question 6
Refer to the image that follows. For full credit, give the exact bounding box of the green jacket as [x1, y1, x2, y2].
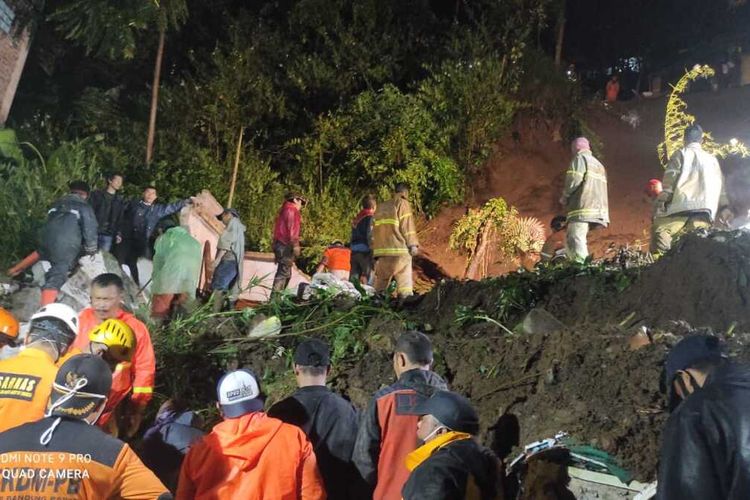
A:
[151, 226, 202, 296]
[562, 150, 610, 225]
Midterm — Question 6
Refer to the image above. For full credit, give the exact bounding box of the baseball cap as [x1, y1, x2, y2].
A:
[294, 339, 331, 367]
[217, 369, 264, 418]
[409, 390, 480, 435]
[665, 334, 727, 387]
[49, 354, 112, 419]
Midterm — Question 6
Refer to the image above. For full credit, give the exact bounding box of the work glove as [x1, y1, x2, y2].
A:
[408, 245, 419, 257]
[293, 245, 301, 257]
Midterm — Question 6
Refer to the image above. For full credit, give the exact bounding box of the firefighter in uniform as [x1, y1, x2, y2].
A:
[559, 137, 609, 262]
[372, 183, 419, 297]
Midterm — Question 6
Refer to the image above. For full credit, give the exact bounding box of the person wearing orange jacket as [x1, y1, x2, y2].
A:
[0, 307, 20, 351]
[315, 241, 352, 280]
[72, 272, 156, 438]
[176, 368, 326, 500]
[0, 354, 171, 499]
[0, 303, 79, 433]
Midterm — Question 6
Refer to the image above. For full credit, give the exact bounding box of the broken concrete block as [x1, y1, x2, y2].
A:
[519, 308, 567, 336]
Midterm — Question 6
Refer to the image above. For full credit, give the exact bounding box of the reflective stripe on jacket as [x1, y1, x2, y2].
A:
[656, 143, 726, 220]
[372, 194, 418, 258]
[74, 308, 156, 422]
[562, 150, 609, 225]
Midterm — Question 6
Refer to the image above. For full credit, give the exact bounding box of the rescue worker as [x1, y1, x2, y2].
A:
[39, 180, 98, 305]
[68, 318, 136, 371]
[272, 192, 306, 293]
[0, 303, 79, 433]
[89, 172, 126, 252]
[353, 330, 448, 500]
[402, 391, 503, 500]
[72, 273, 155, 438]
[115, 186, 190, 285]
[0, 354, 171, 499]
[210, 207, 246, 311]
[605, 75, 620, 103]
[372, 183, 419, 297]
[176, 368, 325, 499]
[540, 215, 567, 262]
[651, 125, 726, 255]
[350, 194, 377, 285]
[658, 334, 750, 499]
[559, 137, 609, 262]
[269, 339, 363, 499]
[151, 219, 202, 320]
[0, 307, 20, 352]
[315, 241, 352, 280]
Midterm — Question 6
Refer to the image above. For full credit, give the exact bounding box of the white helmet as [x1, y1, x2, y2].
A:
[30, 303, 79, 337]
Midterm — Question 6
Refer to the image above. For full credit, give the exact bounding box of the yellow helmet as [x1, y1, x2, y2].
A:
[88, 319, 136, 363]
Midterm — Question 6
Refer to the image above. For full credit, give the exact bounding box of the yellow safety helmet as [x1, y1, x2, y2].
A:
[88, 319, 136, 363]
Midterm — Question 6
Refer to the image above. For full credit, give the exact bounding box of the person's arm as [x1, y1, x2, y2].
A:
[80, 204, 99, 253]
[316, 251, 330, 274]
[561, 154, 586, 205]
[398, 200, 419, 250]
[154, 199, 188, 219]
[175, 447, 198, 500]
[658, 150, 684, 211]
[112, 444, 172, 499]
[125, 324, 156, 437]
[352, 398, 381, 490]
[657, 408, 722, 500]
[299, 439, 327, 500]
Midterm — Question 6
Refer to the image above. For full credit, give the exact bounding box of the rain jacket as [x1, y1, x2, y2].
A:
[353, 369, 448, 500]
[217, 216, 246, 298]
[176, 412, 326, 500]
[0, 417, 171, 499]
[402, 433, 504, 500]
[40, 193, 98, 263]
[657, 363, 750, 500]
[562, 150, 609, 226]
[273, 201, 301, 246]
[152, 226, 202, 297]
[0, 347, 59, 433]
[372, 194, 419, 258]
[73, 308, 156, 424]
[656, 143, 726, 221]
[351, 208, 375, 253]
[269, 385, 363, 500]
[90, 189, 126, 237]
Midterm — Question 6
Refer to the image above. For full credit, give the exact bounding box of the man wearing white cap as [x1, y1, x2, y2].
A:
[176, 368, 325, 499]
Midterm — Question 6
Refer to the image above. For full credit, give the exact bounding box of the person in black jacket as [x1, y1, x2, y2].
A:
[350, 194, 376, 285]
[402, 390, 502, 500]
[115, 186, 189, 285]
[89, 172, 126, 252]
[657, 334, 750, 500]
[39, 180, 98, 305]
[268, 339, 363, 500]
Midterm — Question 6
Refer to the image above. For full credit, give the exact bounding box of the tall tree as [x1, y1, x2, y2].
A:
[48, 0, 187, 165]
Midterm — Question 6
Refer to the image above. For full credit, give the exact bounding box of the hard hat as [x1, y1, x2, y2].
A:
[30, 303, 79, 338]
[0, 307, 19, 346]
[646, 179, 663, 198]
[88, 319, 135, 362]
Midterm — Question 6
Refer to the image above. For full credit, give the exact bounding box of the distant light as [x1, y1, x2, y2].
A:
[731, 138, 739, 147]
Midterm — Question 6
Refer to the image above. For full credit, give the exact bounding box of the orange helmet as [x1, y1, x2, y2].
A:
[0, 307, 19, 347]
[646, 179, 663, 198]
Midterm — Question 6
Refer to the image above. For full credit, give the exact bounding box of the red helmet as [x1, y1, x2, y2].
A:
[646, 179, 663, 198]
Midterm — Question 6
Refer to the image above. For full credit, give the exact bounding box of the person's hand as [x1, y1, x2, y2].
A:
[115, 234, 122, 245]
[293, 245, 301, 257]
[408, 245, 419, 257]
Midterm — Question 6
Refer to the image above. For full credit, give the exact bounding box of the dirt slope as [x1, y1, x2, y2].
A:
[421, 85, 750, 277]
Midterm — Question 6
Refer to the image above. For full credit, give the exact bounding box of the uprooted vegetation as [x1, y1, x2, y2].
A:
[150, 231, 750, 481]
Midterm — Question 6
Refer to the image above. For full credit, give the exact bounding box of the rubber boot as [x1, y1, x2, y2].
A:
[212, 291, 225, 313]
[40, 289, 58, 306]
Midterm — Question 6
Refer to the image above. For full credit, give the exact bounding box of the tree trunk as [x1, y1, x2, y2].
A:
[554, 1, 566, 68]
[465, 224, 494, 280]
[145, 26, 166, 166]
